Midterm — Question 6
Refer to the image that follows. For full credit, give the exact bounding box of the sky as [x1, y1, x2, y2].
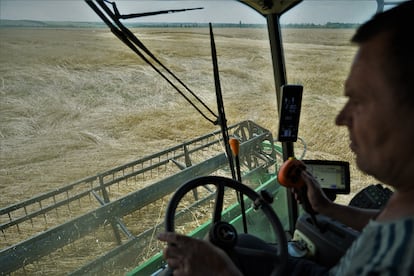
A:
[0, 0, 384, 25]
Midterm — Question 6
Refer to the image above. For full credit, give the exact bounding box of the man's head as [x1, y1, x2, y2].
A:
[351, 0, 414, 107]
[336, 1, 414, 187]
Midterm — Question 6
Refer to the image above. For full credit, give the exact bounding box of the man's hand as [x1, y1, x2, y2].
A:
[297, 171, 379, 231]
[157, 232, 242, 276]
[292, 171, 332, 214]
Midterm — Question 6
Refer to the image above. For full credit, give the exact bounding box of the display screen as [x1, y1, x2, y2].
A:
[277, 85, 303, 142]
[303, 160, 350, 194]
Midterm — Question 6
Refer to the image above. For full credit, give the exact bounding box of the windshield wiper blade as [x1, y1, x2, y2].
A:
[119, 7, 204, 20]
[85, 0, 218, 124]
[102, 0, 203, 20]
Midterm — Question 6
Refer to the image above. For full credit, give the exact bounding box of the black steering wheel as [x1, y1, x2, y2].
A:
[164, 175, 288, 276]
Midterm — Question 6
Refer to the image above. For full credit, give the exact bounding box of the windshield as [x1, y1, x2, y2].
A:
[0, 1, 275, 205]
[280, 0, 380, 204]
[0, 0, 390, 274]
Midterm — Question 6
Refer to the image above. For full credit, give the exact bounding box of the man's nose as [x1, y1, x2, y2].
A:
[335, 104, 349, 126]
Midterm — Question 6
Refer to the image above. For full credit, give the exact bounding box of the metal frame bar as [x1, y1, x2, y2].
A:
[0, 120, 278, 274]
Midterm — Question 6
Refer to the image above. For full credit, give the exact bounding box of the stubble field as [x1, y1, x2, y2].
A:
[0, 27, 376, 212]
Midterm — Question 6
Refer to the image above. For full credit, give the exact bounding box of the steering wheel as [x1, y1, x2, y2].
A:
[164, 175, 288, 276]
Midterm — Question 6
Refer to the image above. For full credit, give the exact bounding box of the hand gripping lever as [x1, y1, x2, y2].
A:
[278, 157, 320, 229]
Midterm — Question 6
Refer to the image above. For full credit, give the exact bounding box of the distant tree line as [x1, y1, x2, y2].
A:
[0, 20, 359, 29]
[283, 22, 360, 29]
[126, 22, 360, 29]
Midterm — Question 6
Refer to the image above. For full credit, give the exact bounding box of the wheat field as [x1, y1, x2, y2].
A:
[0, 27, 377, 211]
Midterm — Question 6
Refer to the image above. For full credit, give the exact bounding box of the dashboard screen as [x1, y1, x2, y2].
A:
[277, 85, 303, 142]
[303, 160, 350, 194]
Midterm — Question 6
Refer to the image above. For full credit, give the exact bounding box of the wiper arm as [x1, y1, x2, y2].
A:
[119, 7, 204, 20]
[85, 0, 218, 124]
[103, 0, 203, 20]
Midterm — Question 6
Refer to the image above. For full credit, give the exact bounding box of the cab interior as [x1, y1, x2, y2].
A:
[0, 0, 395, 275]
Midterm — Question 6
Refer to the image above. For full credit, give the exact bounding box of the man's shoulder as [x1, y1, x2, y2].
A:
[330, 216, 414, 275]
[366, 216, 414, 229]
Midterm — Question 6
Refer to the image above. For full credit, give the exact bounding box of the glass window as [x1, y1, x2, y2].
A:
[280, 0, 380, 204]
[0, 1, 279, 274]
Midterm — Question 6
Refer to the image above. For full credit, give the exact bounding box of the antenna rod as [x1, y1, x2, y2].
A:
[209, 23, 236, 222]
[230, 138, 248, 233]
[209, 23, 236, 181]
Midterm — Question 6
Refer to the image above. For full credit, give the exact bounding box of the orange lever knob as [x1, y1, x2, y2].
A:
[277, 157, 306, 189]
